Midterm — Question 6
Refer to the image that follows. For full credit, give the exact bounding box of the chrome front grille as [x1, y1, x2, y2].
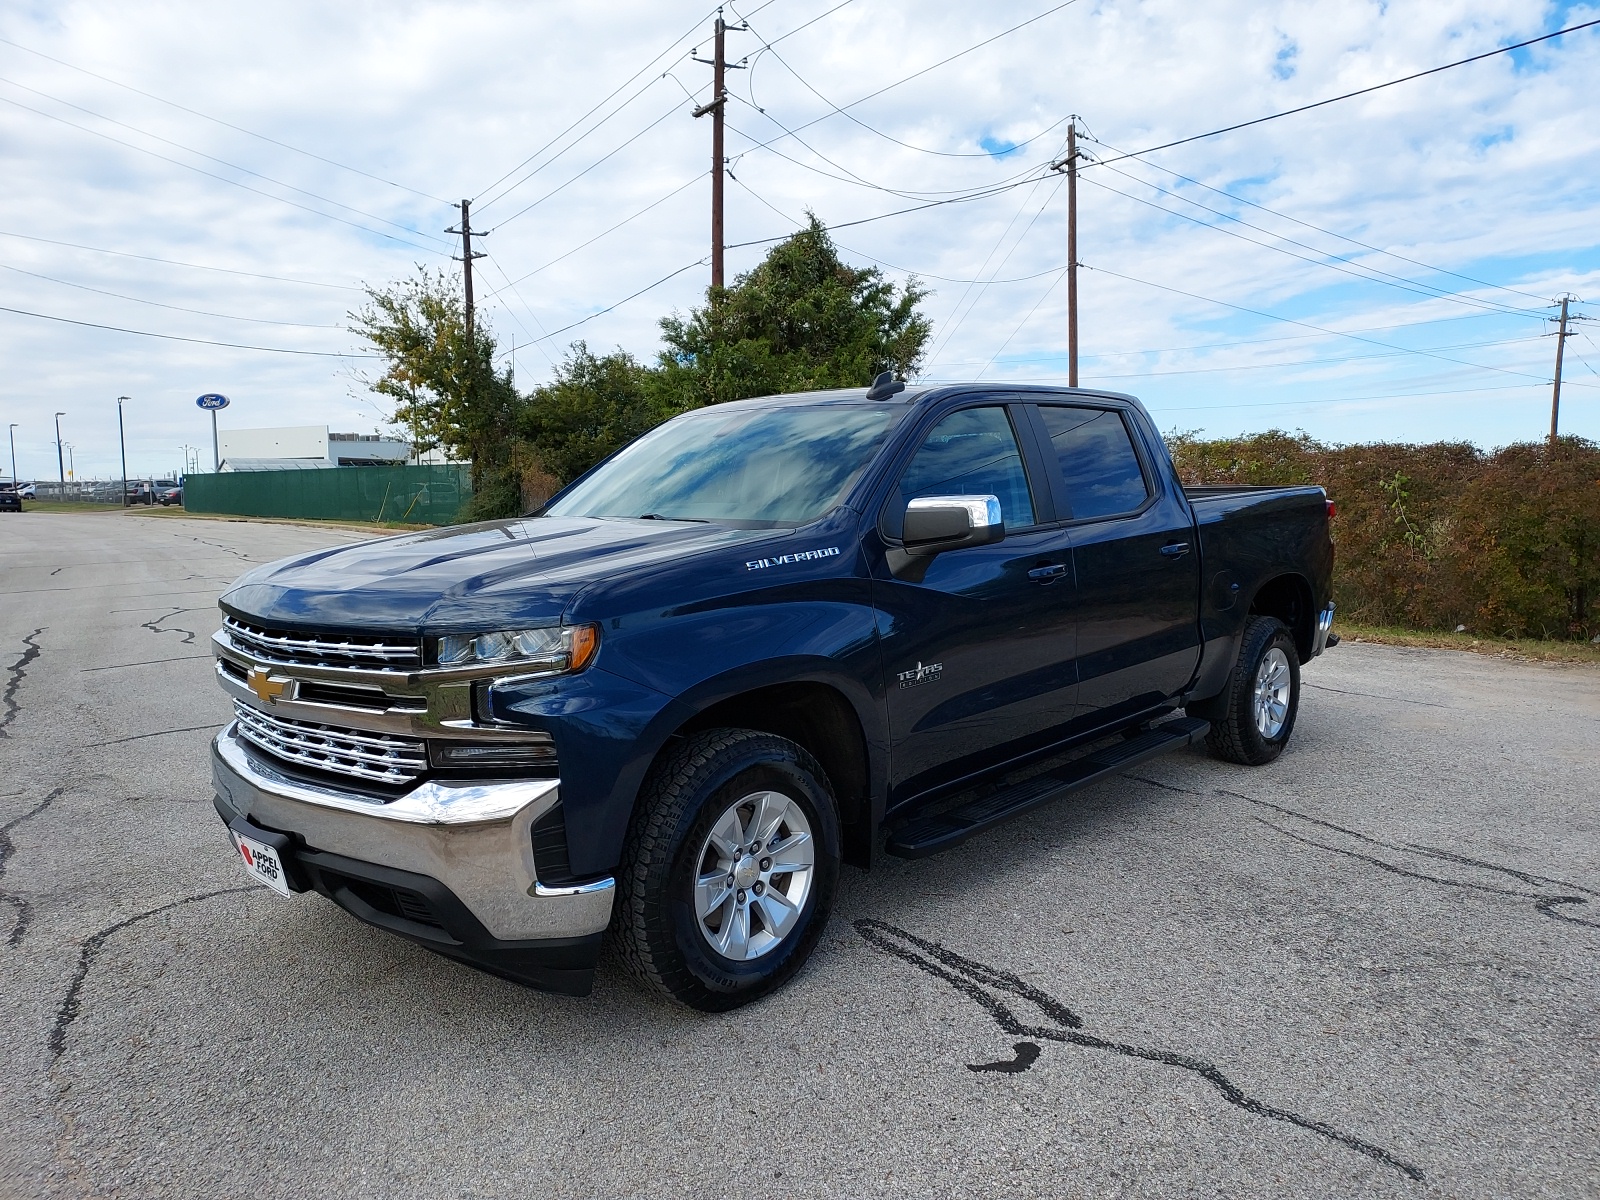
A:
[225, 616, 421, 670]
[233, 700, 428, 787]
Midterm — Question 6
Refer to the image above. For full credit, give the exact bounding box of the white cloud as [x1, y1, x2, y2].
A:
[0, 0, 1596, 481]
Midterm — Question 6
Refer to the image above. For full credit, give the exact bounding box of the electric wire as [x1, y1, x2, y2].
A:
[1082, 262, 1599, 389]
[0, 302, 370, 356]
[1086, 144, 1554, 307]
[1094, 17, 1600, 166]
[1078, 172, 1542, 320]
[0, 76, 451, 247]
[0, 34, 447, 203]
[0, 94, 446, 255]
[0, 264, 343, 328]
[528, 258, 708, 344]
[0, 230, 361, 290]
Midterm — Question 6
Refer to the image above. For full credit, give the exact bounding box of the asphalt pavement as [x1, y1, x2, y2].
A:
[1, 510, 1596, 1199]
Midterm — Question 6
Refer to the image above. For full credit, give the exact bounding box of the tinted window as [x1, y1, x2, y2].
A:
[896, 406, 1034, 529]
[546, 404, 898, 527]
[1037, 406, 1149, 520]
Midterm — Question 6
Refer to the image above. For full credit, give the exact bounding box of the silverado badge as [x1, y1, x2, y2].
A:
[246, 666, 287, 704]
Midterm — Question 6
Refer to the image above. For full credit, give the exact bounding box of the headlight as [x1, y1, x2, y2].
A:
[435, 624, 599, 676]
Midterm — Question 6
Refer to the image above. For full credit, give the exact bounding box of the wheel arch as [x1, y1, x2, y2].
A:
[1247, 572, 1316, 661]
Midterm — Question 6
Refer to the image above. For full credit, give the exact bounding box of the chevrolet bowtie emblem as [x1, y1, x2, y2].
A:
[247, 666, 287, 704]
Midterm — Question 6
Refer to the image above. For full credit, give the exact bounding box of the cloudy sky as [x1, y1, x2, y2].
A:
[1, 0, 1596, 481]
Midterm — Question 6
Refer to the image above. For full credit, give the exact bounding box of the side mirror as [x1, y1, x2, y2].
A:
[902, 495, 1005, 556]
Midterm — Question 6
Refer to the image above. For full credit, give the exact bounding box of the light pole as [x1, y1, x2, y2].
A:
[54, 411, 65, 487]
[7, 423, 16, 487]
[117, 395, 131, 508]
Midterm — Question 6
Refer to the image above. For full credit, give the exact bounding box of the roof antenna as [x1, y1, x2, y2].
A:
[865, 370, 905, 401]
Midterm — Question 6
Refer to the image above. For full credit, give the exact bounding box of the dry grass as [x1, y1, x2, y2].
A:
[1339, 623, 1600, 665]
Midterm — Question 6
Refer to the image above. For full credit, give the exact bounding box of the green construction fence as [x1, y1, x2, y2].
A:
[184, 465, 471, 525]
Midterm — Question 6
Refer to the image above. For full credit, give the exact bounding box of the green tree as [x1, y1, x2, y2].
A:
[654, 213, 932, 410]
[350, 268, 521, 502]
[521, 343, 663, 487]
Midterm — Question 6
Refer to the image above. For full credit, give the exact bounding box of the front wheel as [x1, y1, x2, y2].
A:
[1202, 615, 1301, 766]
[614, 728, 840, 1011]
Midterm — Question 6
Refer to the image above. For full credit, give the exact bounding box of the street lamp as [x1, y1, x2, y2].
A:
[117, 395, 131, 509]
[7, 423, 16, 487]
[54, 411, 65, 487]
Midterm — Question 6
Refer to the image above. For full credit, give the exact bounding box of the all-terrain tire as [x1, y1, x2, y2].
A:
[1203, 616, 1301, 766]
[613, 728, 841, 1011]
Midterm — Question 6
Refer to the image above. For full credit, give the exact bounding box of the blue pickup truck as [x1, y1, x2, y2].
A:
[210, 378, 1335, 1010]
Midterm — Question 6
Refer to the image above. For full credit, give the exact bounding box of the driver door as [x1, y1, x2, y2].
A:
[870, 403, 1078, 807]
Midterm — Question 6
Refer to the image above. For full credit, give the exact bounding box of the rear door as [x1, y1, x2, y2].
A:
[1028, 402, 1201, 727]
[870, 402, 1078, 804]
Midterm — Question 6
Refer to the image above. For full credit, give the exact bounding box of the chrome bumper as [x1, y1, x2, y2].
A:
[211, 724, 614, 941]
[1313, 602, 1336, 656]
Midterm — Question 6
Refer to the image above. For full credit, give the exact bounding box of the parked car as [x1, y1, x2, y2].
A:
[0, 486, 20, 513]
[209, 378, 1336, 1009]
[11, 482, 36, 500]
[156, 483, 183, 506]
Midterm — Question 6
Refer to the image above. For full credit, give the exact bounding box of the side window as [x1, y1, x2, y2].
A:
[895, 406, 1035, 531]
[1037, 406, 1150, 520]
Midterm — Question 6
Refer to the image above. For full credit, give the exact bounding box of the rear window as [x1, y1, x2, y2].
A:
[1036, 406, 1150, 520]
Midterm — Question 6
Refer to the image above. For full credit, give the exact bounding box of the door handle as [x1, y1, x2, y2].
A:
[1028, 562, 1068, 583]
[1160, 542, 1191, 558]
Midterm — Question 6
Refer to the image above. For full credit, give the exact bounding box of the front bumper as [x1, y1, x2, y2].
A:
[212, 724, 615, 994]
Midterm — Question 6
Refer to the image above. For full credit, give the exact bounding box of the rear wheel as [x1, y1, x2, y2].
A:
[1203, 616, 1301, 765]
[614, 728, 840, 1011]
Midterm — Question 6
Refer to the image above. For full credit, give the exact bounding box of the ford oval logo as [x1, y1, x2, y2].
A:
[196, 394, 230, 410]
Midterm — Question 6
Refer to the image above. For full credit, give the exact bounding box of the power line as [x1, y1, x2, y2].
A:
[1083, 261, 1598, 389]
[528, 258, 708, 344]
[485, 91, 693, 232]
[1095, 17, 1600, 166]
[0, 264, 343, 328]
[481, 173, 705, 298]
[1087, 147, 1553, 307]
[0, 302, 370, 356]
[0, 93, 446, 254]
[472, 4, 726, 205]
[0, 229, 361, 290]
[729, 0, 1083, 164]
[0, 77, 451, 247]
[1078, 172, 1542, 319]
[0, 34, 446, 203]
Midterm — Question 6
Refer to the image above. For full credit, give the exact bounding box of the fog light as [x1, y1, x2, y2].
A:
[428, 736, 557, 771]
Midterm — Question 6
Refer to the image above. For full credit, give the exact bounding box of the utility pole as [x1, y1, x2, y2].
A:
[117, 396, 130, 508]
[1550, 296, 1571, 446]
[1051, 119, 1082, 387]
[54, 411, 65, 486]
[447, 198, 487, 340]
[693, 10, 746, 291]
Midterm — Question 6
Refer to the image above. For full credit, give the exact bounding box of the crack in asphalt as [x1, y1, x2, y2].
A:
[0, 787, 66, 948]
[139, 606, 203, 646]
[90, 723, 226, 747]
[1303, 682, 1453, 709]
[49, 887, 258, 1062]
[81, 654, 214, 673]
[855, 919, 1424, 1182]
[1232, 793, 1600, 931]
[1, 628, 44, 738]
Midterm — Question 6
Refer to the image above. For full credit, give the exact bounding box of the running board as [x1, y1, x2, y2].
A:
[883, 717, 1210, 859]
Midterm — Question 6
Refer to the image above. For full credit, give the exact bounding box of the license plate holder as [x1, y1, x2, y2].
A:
[231, 829, 292, 897]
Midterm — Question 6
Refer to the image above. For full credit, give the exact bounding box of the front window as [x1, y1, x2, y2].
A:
[545, 404, 900, 527]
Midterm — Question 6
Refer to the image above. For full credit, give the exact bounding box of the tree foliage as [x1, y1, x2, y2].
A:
[654, 214, 931, 409]
[354, 219, 934, 520]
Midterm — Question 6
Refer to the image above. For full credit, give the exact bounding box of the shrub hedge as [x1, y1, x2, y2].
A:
[1163, 431, 1600, 641]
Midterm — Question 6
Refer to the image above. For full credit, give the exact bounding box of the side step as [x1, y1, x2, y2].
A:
[883, 717, 1210, 859]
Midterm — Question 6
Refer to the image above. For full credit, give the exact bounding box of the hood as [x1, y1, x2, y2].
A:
[221, 516, 783, 633]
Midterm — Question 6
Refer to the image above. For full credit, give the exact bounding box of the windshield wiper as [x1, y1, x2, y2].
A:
[638, 513, 712, 523]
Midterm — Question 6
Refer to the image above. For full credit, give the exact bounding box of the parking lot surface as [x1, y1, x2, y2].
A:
[1, 511, 1596, 1199]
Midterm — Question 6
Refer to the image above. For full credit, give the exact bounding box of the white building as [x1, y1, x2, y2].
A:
[216, 426, 433, 472]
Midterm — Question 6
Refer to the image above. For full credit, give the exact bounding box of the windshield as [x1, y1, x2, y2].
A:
[545, 404, 899, 527]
